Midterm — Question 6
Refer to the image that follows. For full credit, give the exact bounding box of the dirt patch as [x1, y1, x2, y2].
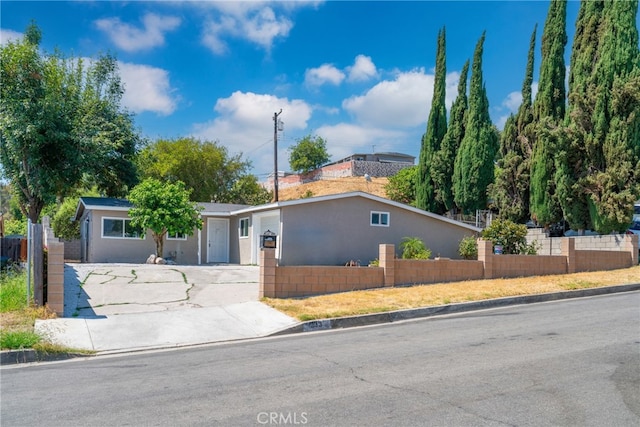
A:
[278, 176, 389, 201]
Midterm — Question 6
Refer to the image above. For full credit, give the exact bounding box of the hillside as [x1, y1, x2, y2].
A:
[277, 176, 389, 201]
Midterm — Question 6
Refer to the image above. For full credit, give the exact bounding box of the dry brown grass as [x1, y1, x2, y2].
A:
[263, 266, 640, 321]
[278, 176, 389, 200]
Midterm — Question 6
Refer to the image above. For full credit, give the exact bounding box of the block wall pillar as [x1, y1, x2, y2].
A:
[623, 234, 639, 266]
[260, 249, 277, 298]
[379, 244, 395, 287]
[561, 237, 576, 274]
[46, 241, 65, 316]
[477, 239, 494, 279]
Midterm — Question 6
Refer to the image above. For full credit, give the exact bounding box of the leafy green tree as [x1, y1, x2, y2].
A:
[490, 26, 537, 223]
[434, 60, 469, 213]
[51, 197, 81, 240]
[288, 134, 330, 174]
[228, 175, 273, 205]
[453, 32, 499, 213]
[0, 23, 139, 223]
[385, 166, 417, 205]
[530, 0, 567, 226]
[137, 137, 252, 203]
[128, 178, 203, 258]
[417, 27, 447, 213]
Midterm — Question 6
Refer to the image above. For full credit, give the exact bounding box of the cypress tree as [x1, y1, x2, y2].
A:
[433, 60, 469, 213]
[453, 32, 499, 213]
[583, 0, 640, 233]
[417, 27, 447, 213]
[490, 25, 537, 223]
[556, 0, 604, 233]
[530, 0, 567, 226]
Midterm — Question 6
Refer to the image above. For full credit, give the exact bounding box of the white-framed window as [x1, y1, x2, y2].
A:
[167, 232, 187, 240]
[239, 217, 250, 238]
[102, 217, 143, 239]
[370, 211, 390, 227]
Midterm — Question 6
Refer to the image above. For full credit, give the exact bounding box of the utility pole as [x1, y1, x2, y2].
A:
[273, 109, 282, 202]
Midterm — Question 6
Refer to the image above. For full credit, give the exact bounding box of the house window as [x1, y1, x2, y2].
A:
[370, 211, 389, 227]
[239, 217, 250, 238]
[167, 232, 187, 240]
[102, 218, 143, 239]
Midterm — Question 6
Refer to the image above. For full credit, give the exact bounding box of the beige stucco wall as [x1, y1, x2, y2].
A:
[83, 209, 200, 264]
[278, 197, 477, 266]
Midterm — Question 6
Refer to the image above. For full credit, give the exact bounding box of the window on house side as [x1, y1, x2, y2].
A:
[102, 218, 143, 239]
[239, 218, 250, 238]
[370, 211, 389, 227]
[167, 232, 187, 240]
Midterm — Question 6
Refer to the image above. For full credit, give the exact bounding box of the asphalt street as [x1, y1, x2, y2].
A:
[2, 292, 639, 426]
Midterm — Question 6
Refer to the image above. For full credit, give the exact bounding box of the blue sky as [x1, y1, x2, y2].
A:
[0, 1, 608, 178]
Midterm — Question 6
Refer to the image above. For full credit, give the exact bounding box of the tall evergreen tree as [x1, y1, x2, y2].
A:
[585, 0, 640, 233]
[433, 60, 469, 213]
[558, 0, 640, 234]
[556, 0, 604, 232]
[453, 32, 499, 213]
[417, 27, 447, 213]
[530, 0, 567, 226]
[490, 25, 537, 223]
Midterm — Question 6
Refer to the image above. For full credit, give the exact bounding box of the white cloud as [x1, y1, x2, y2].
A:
[347, 55, 378, 82]
[95, 13, 181, 52]
[119, 62, 177, 115]
[192, 91, 312, 174]
[0, 29, 22, 45]
[304, 64, 345, 87]
[201, 5, 293, 54]
[502, 91, 522, 112]
[314, 123, 407, 162]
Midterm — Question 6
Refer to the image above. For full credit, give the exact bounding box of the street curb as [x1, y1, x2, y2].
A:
[0, 349, 91, 365]
[269, 283, 640, 336]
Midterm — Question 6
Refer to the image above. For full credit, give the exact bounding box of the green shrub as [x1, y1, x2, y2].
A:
[459, 236, 478, 260]
[399, 237, 431, 259]
[481, 218, 538, 255]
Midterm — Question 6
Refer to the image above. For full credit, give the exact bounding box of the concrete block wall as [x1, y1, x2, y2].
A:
[260, 237, 638, 299]
[394, 258, 484, 285]
[527, 229, 636, 255]
[41, 216, 65, 316]
[63, 239, 81, 261]
[274, 265, 384, 297]
[575, 250, 633, 272]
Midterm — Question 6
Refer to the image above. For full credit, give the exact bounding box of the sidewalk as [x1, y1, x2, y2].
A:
[33, 264, 297, 353]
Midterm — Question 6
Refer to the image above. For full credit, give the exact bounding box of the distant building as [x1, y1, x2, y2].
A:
[264, 152, 415, 191]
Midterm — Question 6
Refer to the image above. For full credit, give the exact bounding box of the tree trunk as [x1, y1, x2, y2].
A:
[153, 231, 166, 257]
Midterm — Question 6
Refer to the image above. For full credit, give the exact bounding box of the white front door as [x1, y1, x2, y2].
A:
[207, 218, 229, 263]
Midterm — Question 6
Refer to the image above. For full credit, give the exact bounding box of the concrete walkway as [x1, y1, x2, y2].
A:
[35, 264, 297, 353]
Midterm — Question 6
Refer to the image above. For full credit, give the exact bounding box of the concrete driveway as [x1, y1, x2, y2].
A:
[35, 263, 297, 353]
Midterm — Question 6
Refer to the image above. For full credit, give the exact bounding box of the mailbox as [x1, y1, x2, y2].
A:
[260, 229, 277, 249]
